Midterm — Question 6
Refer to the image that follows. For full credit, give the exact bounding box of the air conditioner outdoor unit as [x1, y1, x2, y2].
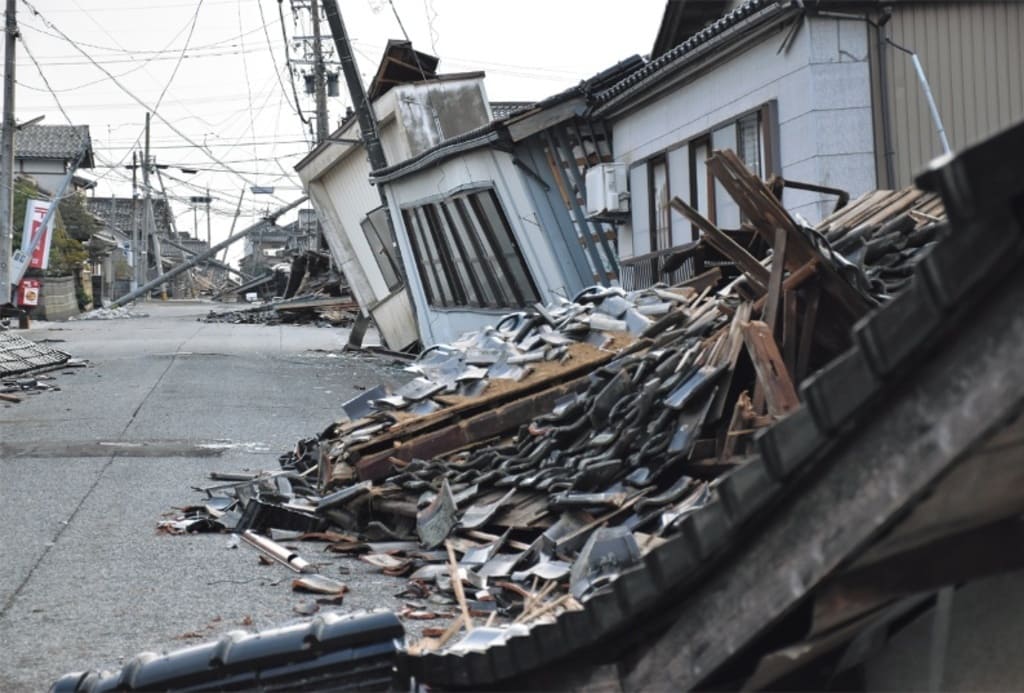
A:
[585, 162, 629, 218]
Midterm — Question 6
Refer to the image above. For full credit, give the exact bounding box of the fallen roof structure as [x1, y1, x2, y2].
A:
[0, 329, 70, 378]
[54, 117, 1024, 690]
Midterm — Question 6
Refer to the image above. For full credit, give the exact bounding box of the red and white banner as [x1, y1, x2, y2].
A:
[21, 199, 54, 270]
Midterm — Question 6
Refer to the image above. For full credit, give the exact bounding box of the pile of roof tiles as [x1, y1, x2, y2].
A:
[168, 150, 949, 659]
[0, 329, 71, 377]
[202, 293, 359, 327]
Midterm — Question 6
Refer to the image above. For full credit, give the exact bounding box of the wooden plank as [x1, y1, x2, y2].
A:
[795, 282, 820, 386]
[670, 197, 769, 290]
[741, 320, 799, 417]
[782, 288, 799, 379]
[857, 188, 926, 229]
[719, 390, 755, 461]
[705, 151, 870, 322]
[752, 260, 817, 313]
[820, 190, 894, 233]
[761, 227, 788, 336]
[676, 267, 722, 293]
[622, 269, 1024, 690]
[816, 189, 892, 232]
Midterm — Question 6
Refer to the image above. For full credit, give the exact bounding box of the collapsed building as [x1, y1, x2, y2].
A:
[54, 116, 1024, 689]
[51, 0, 1024, 689]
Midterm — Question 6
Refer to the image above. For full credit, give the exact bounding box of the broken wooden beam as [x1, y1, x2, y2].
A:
[670, 196, 770, 291]
[742, 320, 799, 418]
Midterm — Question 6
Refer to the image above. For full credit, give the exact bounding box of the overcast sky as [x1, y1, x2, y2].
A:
[12, 0, 665, 264]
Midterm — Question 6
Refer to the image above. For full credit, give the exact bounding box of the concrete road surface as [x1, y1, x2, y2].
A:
[0, 301, 413, 690]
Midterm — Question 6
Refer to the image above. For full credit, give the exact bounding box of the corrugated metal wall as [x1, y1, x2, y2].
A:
[883, 1, 1024, 186]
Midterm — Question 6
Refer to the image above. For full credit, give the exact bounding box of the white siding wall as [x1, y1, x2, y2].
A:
[613, 16, 876, 257]
[384, 148, 568, 347]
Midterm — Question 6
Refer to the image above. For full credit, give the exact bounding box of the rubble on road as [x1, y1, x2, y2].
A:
[202, 293, 359, 327]
[71, 305, 150, 321]
[0, 329, 72, 377]
[0, 329, 84, 403]
[164, 151, 948, 660]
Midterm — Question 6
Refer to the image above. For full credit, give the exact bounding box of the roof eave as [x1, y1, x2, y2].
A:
[594, 1, 799, 119]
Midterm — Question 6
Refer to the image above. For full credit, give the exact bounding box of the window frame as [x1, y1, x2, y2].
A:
[360, 206, 403, 293]
[400, 186, 540, 311]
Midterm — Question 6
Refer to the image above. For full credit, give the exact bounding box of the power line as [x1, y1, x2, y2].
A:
[17, 33, 131, 195]
[236, 0, 260, 189]
[152, 0, 206, 118]
[278, 0, 311, 128]
[19, 16, 276, 57]
[423, 0, 439, 54]
[19, 0, 293, 207]
[258, 0, 310, 138]
[14, 44, 269, 66]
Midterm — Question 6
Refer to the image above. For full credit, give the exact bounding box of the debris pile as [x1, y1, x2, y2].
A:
[168, 151, 947, 655]
[0, 330, 71, 377]
[1, 374, 65, 403]
[0, 330, 82, 403]
[203, 293, 359, 327]
[71, 306, 149, 321]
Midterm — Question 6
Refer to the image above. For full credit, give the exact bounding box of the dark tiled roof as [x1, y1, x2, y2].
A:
[370, 56, 645, 183]
[15, 124, 94, 168]
[489, 101, 532, 121]
[651, 0, 732, 58]
[87, 197, 174, 238]
[594, 0, 791, 109]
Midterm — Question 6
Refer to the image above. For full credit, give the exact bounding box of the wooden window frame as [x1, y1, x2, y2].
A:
[647, 155, 671, 252]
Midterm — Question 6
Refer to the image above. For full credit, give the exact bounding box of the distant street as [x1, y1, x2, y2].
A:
[0, 301, 410, 690]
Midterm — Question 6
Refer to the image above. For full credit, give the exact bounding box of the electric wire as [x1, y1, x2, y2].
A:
[278, 0, 312, 127]
[17, 33, 130, 197]
[423, 0, 439, 54]
[258, 0, 310, 142]
[20, 16, 275, 58]
[19, 0, 294, 207]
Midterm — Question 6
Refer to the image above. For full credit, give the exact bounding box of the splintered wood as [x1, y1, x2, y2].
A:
[177, 148, 950, 654]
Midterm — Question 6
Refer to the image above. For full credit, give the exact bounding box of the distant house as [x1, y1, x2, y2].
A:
[596, 0, 1024, 288]
[14, 124, 95, 194]
[86, 196, 232, 298]
[239, 219, 310, 278]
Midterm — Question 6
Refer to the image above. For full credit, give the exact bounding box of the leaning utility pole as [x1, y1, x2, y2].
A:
[0, 0, 17, 305]
[322, 0, 387, 174]
[110, 195, 307, 308]
[322, 0, 395, 348]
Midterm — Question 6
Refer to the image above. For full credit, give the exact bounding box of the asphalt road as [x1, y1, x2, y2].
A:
[0, 301, 413, 691]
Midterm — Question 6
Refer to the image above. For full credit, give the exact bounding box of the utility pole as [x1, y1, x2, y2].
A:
[322, 0, 396, 349]
[142, 112, 164, 299]
[311, 0, 328, 145]
[322, 0, 387, 175]
[131, 150, 139, 290]
[0, 0, 17, 305]
[205, 187, 211, 246]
